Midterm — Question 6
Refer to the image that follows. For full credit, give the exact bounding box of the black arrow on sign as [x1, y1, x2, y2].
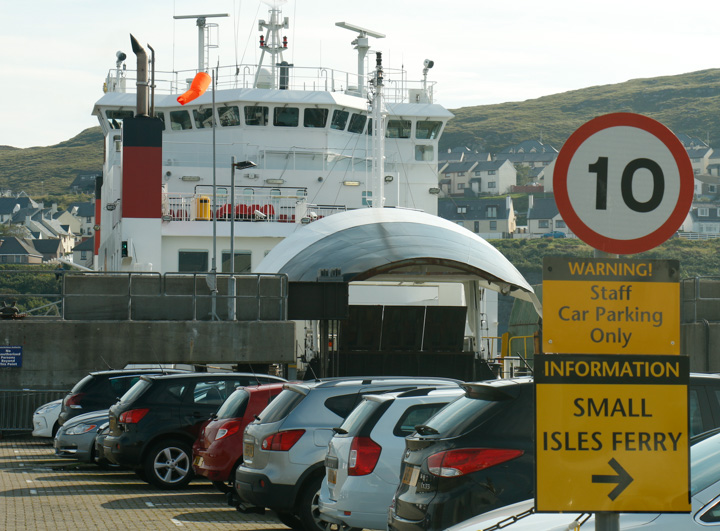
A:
[591, 458, 633, 501]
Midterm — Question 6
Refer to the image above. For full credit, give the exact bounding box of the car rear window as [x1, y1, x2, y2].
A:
[339, 398, 383, 435]
[394, 403, 448, 437]
[422, 395, 497, 436]
[216, 389, 250, 419]
[71, 374, 94, 393]
[257, 388, 304, 423]
[118, 378, 152, 404]
[325, 393, 362, 419]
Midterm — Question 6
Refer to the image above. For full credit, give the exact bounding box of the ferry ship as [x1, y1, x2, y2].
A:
[89, 1, 537, 376]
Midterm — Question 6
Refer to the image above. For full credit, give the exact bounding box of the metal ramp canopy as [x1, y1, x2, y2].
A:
[256, 208, 542, 377]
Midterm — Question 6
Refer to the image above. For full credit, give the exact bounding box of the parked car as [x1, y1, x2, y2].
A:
[388, 373, 720, 531]
[102, 372, 285, 489]
[446, 428, 720, 530]
[541, 231, 566, 238]
[32, 399, 62, 438]
[320, 387, 464, 530]
[54, 409, 111, 466]
[193, 382, 285, 492]
[235, 376, 462, 531]
[58, 368, 190, 426]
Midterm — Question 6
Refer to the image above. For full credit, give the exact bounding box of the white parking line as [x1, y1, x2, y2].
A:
[171, 518, 184, 527]
[29, 489, 37, 495]
[146, 501, 154, 507]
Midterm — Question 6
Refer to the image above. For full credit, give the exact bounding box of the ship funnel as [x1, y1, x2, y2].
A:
[130, 34, 149, 116]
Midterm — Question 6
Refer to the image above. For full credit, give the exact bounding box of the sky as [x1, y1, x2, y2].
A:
[3, 0, 720, 149]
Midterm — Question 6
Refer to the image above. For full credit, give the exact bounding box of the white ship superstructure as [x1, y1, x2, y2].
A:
[91, 3, 452, 274]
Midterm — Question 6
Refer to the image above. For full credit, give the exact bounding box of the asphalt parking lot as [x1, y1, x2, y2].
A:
[0, 433, 289, 531]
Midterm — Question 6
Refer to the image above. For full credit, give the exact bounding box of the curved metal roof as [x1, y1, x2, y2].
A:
[257, 208, 539, 307]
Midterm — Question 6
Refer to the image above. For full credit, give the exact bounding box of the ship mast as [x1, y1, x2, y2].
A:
[255, 2, 290, 89]
[173, 13, 229, 73]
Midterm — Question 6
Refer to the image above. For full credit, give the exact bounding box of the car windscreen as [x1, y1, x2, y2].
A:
[421, 395, 496, 437]
[118, 378, 152, 404]
[216, 389, 250, 419]
[339, 398, 382, 435]
[257, 388, 304, 424]
[691, 432, 720, 495]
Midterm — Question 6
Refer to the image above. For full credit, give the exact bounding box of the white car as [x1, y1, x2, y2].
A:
[32, 399, 62, 438]
[320, 386, 464, 530]
[446, 429, 720, 530]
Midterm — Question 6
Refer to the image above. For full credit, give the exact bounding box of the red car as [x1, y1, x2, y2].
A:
[193, 382, 285, 492]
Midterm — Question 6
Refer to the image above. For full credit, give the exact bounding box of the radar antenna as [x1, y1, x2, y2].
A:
[174, 13, 229, 73]
[335, 22, 385, 97]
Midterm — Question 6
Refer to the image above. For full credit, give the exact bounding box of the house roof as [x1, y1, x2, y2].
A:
[0, 237, 42, 257]
[499, 140, 558, 154]
[528, 196, 560, 220]
[66, 202, 95, 218]
[73, 236, 94, 252]
[32, 239, 62, 254]
[496, 152, 558, 164]
[0, 197, 37, 216]
[440, 161, 477, 173]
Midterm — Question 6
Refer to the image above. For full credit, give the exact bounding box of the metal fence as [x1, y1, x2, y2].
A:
[0, 389, 68, 433]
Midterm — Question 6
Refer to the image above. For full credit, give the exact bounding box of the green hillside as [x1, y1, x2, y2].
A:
[441, 69, 720, 153]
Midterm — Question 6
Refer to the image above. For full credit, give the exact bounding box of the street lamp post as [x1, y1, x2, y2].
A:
[228, 158, 257, 320]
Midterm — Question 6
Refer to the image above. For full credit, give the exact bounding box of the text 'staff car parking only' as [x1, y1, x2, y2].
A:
[103, 372, 285, 489]
[235, 377, 461, 531]
[320, 387, 464, 531]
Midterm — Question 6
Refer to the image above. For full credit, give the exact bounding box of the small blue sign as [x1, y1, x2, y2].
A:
[0, 346, 22, 367]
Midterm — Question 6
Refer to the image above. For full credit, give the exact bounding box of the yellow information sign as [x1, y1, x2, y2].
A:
[543, 257, 679, 355]
[535, 354, 690, 513]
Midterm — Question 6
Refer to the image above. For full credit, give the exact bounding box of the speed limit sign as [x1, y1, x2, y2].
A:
[553, 113, 694, 254]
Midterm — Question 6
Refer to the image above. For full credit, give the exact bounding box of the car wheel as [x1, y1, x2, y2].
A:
[276, 511, 303, 530]
[297, 476, 362, 531]
[143, 439, 194, 490]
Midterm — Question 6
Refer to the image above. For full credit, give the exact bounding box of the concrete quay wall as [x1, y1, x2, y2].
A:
[0, 320, 294, 389]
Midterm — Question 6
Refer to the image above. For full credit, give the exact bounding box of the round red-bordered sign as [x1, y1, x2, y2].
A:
[554, 113, 694, 254]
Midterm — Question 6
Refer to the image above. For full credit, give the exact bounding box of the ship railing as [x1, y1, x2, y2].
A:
[162, 189, 346, 223]
[104, 64, 437, 104]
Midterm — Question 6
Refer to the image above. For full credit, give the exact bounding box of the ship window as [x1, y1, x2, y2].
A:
[348, 113, 367, 134]
[154, 111, 166, 131]
[362, 191, 372, 206]
[416, 121, 443, 139]
[274, 107, 299, 127]
[243, 188, 254, 197]
[331, 110, 349, 130]
[169, 110, 193, 131]
[386, 120, 412, 139]
[270, 189, 281, 196]
[296, 189, 307, 197]
[366, 118, 373, 136]
[221, 251, 251, 273]
[178, 250, 208, 272]
[193, 108, 214, 128]
[304, 108, 328, 128]
[218, 105, 240, 127]
[415, 145, 434, 161]
[245, 106, 269, 126]
[105, 109, 134, 129]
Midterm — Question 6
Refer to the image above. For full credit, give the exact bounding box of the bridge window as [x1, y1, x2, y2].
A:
[154, 111, 166, 131]
[386, 120, 412, 139]
[331, 110, 349, 130]
[105, 109, 134, 129]
[416, 121, 443, 139]
[304, 108, 328, 128]
[218, 105, 240, 127]
[221, 251, 251, 273]
[348, 113, 367, 134]
[193, 108, 214, 128]
[274, 107, 299, 127]
[178, 250, 208, 272]
[415, 145, 434, 161]
[169, 110, 193, 131]
[245, 106, 269, 126]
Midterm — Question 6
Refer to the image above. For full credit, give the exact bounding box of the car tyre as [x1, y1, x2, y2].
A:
[143, 439, 194, 490]
[297, 476, 362, 531]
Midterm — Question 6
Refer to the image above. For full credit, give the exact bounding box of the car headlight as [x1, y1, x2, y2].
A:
[35, 403, 60, 415]
[65, 423, 98, 435]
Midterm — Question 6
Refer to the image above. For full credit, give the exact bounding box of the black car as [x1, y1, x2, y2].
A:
[388, 373, 720, 531]
[102, 372, 285, 489]
[58, 368, 189, 426]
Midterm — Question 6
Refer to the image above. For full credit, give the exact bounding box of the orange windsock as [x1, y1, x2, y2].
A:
[177, 72, 211, 105]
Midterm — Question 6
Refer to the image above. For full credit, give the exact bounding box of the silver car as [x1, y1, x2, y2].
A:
[54, 409, 109, 465]
[235, 376, 461, 531]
